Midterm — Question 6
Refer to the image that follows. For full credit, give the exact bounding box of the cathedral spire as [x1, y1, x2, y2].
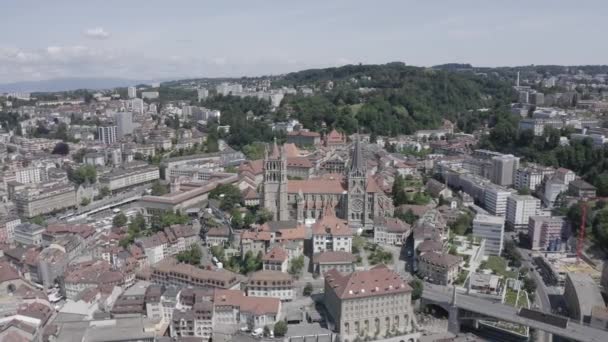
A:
[271, 137, 280, 159]
[350, 134, 364, 172]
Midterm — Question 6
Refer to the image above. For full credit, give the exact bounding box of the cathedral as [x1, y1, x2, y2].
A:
[261, 136, 394, 229]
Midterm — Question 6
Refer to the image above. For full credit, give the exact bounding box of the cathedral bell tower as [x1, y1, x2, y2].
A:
[262, 139, 289, 221]
[347, 135, 367, 227]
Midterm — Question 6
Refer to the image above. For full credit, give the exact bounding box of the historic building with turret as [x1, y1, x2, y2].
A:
[261, 137, 393, 229]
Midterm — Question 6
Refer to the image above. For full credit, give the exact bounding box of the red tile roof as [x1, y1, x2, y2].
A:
[214, 289, 280, 315]
[262, 246, 288, 262]
[325, 264, 411, 299]
[313, 251, 357, 264]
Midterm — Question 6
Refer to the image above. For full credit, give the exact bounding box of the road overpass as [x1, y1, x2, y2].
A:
[421, 284, 606, 342]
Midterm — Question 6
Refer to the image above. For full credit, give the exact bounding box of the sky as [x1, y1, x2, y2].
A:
[1, 0, 607, 83]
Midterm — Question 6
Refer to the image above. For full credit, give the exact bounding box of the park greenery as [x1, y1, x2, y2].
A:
[288, 255, 305, 276]
[209, 184, 243, 211]
[69, 165, 97, 185]
[176, 245, 202, 265]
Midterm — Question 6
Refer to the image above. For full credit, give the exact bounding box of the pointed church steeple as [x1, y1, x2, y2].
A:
[350, 134, 365, 174]
[271, 137, 280, 159]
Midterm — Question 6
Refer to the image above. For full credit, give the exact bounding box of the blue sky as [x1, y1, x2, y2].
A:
[1, 0, 606, 82]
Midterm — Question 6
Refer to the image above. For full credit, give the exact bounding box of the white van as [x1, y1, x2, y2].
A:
[251, 328, 264, 337]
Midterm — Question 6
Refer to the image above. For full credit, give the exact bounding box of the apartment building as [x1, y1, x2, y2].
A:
[135, 225, 199, 264]
[528, 216, 568, 251]
[213, 289, 281, 330]
[484, 185, 514, 217]
[99, 164, 160, 192]
[150, 258, 240, 289]
[312, 213, 352, 253]
[262, 246, 288, 272]
[417, 251, 462, 285]
[246, 270, 294, 301]
[373, 217, 411, 246]
[13, 223, 45, 246]
[14, 183, 77, 218]
[506, 195, 541, 230]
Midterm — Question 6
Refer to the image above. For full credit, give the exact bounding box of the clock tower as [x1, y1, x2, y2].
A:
[347, 134, 367, 228]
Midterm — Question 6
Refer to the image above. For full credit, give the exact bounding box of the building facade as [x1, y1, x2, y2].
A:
[473, 214, 505, 256]
[324, 265, 415, 341]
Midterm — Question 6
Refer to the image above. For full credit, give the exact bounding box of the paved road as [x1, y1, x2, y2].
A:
[513, 234, 553, 342]
[423, 284, 606, 342]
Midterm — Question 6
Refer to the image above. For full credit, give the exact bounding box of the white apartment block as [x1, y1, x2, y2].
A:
[13, 223, 45, 246]
[473, 214, 505, 256]
[506, 195, 541, 229]
[484, 186, 513, 217]
[99, 165, 160, 192]
[115, 112, 134, 137]
[15, 167, 43, 184]
[246, 270, 294, 301]
[128, 86, 137, 99]
[98, 126, 117, 145]
[514, 166, 555, 191]
[14, 184, 77, 218]
[130, 98, 144, 114]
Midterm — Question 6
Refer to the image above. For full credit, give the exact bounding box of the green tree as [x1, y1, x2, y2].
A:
[409, 279, 423, 300]
[303, 282, 314, 296]
[288, 255, 305, 276]
[29, 216, 46, 226]
[69, 165, 97, 185]
[80, 197, 91, 206]
[396, 209, 418, 224]
[176, 245, 202, 265]
[113, 212, 128, 228]
[209, 184, 243, 211]
[518, 187, 531, 195]
[450, 212, 473, 236]
[99, 186, 111, 198]
[151, 180, 168, 196]
[273, 321, 288, 337]
[51, 142, 70, 155]
[242, 142, 267, 160]
[255, 208, 274, 224]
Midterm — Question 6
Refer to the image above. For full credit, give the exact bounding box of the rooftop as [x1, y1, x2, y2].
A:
[324, 264, 411, 299]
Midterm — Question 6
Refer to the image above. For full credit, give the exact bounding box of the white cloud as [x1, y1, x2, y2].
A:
[83, 27, 110, 40]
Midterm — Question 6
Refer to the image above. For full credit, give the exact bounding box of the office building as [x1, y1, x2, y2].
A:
[473, 214, 505, 256]
[246, 270, 294, 301]
[128, 86, 137, 98]
[564, 272, 604, 324]
[14, 184, 77, 218]
[528, 216, 567, 251]
[142, 91, 159, 99]
[491, 154, 520, 186]
[15, 167, 43, 184]
[131, 98, 144, 114]
[97, 125, 117, 145]
[506, 195, 541, 230]
[115, 112, 134, 137]
[514, 165, 555, 191]
[324, 265, 415, 341]
[13, 223, 45, 246]
[197, 88, 209, 101]
[417, 252, 461, 285]
[99, 164, 160, 192]
[484, 185, 513, 216]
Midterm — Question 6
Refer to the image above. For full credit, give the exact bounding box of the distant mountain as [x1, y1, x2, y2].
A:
[0, 77, 166, 93]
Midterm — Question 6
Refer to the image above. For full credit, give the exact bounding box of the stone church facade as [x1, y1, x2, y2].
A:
[262, 137, 393, 229]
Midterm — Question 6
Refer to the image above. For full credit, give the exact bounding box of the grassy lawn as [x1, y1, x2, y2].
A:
[480, 256, 517, 279]
[505, 288, 528, 308]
